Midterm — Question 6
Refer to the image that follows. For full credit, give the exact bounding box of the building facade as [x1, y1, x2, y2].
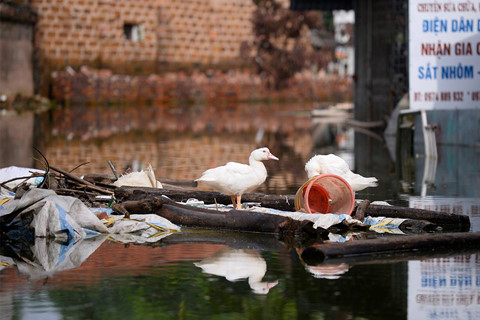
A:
[31, 0, 256, 74]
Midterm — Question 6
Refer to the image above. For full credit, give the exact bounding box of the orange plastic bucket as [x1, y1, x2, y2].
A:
[295, 174, 355, 215]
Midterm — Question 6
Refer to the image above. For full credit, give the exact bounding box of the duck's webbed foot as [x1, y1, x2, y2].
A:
[235, 195, 242, 210]
[230, 195, 237, 208]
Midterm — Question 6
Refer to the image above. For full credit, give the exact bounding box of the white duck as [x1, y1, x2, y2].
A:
[196, 147, 279, 209]
[305, 154, 378, 192]
[194, 247, 279, 294]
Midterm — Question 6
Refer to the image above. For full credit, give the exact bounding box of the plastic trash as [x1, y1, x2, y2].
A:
[295, 174, 355, 215]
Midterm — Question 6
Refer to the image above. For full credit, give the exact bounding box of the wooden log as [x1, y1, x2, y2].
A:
[160, 197, 317, 234]
[363, 204, 470, 231]
[116, 196, 328, 245]
[119, 197, 439, 236]
[115, 186, 296, 211]
[121, 198, 164, 214]
[300, 232, 480, 263]
[110, 202, 130, 219]
[352, 199, 369, 221]
[115, 187, 470, 231]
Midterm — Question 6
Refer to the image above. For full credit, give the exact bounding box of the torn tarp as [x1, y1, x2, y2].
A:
[1, 188, 109, 240]
[0, 188, 180, 242]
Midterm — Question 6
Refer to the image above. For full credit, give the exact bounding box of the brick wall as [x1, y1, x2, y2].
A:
[157, 0, 255, 65]
[50, 67, 353, 105]
[31, 0, 158, 71]
[31, 0, 257, 72]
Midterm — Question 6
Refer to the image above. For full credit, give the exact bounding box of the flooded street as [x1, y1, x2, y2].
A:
[2, 0, 479, 318]
[2, 102, 480, 319]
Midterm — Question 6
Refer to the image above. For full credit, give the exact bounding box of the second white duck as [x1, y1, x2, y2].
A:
[305, 154, 378, 192]
[196, 147, 279, 209]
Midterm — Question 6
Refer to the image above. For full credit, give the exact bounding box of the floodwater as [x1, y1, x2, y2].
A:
[1, 102, 480, 320]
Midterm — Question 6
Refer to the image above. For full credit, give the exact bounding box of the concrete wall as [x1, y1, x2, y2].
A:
[0, 3, 36, 96]
[0, 112, 35, 168]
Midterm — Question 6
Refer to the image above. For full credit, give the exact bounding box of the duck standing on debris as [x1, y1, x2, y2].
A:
[305, 154, 378, 192]
[196, 147, 279, 210]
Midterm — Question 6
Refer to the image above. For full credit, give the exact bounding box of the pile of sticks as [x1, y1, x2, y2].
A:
[0, 149, 115, 207]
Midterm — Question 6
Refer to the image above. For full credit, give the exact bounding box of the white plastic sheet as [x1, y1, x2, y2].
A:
[1, 188, 109, 240]
[1, 188, 180, 241]
[0, 166, 44, 189]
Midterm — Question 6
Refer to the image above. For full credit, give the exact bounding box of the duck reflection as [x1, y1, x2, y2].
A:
[194, 247, 278, 294]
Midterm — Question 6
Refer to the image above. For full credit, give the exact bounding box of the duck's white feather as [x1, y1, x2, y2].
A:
[196, 147, 278, 197]
[305, 154, 378, 192]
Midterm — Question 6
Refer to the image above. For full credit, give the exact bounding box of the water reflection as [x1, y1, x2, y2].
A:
[195, 247, 279, 294]
[399, 143, 480, 232]
[12, 236, 106, 280]
[2, 227, 480, 318]
[302, 261, 350, 280]
[408, 254, 480, 320]
[0, 235, 106, 281]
